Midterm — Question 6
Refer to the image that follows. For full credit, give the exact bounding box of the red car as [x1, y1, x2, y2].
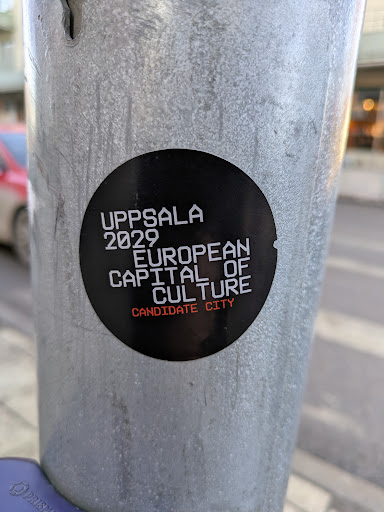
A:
[0, 124, 29, 265]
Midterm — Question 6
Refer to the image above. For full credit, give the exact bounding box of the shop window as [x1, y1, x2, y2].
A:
[347, 89, 384, 151]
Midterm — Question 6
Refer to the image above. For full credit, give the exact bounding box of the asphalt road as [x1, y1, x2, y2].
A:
[297, 201, 384, 488]
[0, 200, 383, 487]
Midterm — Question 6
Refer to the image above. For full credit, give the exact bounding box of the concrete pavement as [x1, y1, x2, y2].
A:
[1, 322, 383, 512]
[0, 325, 38, 461]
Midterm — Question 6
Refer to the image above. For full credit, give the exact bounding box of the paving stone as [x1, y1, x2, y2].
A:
[0, 334, 32, 365]
[286, 474, 332, 512]
[1, 439, 39, 461]
[0, 326, 36, 357]
[292, 449, 384, 512]
[3, 388, 39, 428]
[0, 404, 38, 458]
[284, 502, 302, 512]
[0, 356, 37, 400]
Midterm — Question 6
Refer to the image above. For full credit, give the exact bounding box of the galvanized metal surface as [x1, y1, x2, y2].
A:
[23, 1, 365, 511]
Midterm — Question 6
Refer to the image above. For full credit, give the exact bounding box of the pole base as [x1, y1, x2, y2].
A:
[0, 458, 84, 511]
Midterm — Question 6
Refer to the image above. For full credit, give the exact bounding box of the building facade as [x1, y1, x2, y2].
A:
[0, 0, 383, 163]
[346, 0, 384, 166]
[0, 0, 24, 123]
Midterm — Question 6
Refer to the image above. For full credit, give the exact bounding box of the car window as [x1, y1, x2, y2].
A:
[0, 133, 27, 168]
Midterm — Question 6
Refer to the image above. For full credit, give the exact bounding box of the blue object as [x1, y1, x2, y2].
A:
[0, 458, 85, 512]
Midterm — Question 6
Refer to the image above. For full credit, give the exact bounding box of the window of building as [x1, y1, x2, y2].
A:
[0, 0, 13, 13]
[347, 89, 384, 151]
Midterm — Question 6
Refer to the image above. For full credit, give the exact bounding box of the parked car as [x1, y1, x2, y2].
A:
[0, 124, 29, 265]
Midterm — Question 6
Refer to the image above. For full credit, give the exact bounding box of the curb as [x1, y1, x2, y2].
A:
[338, 194, 384, 208]
[292, 449, 384, 512]
[338, 166, 384, 206]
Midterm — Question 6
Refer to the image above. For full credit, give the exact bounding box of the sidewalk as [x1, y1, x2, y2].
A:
[1, 323, 384, 512]
[339, 150, 384, 204]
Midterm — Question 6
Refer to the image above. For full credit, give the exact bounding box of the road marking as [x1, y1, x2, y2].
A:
[331, 235, 384, 254]
[301, 404, 364, 438]
[326, 256, 384, 280]
[315, 309, 384, 359]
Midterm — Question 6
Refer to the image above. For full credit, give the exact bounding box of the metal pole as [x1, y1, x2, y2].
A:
[23, 1, 365, 511]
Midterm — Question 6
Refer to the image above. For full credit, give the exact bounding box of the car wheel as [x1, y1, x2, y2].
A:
[13, 207, 30, 266]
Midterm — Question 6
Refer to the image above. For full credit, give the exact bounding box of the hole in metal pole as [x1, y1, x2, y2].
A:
[60, 0, 83, 40]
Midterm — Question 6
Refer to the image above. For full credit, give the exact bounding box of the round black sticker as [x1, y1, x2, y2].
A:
[80, 149, 277, 361]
